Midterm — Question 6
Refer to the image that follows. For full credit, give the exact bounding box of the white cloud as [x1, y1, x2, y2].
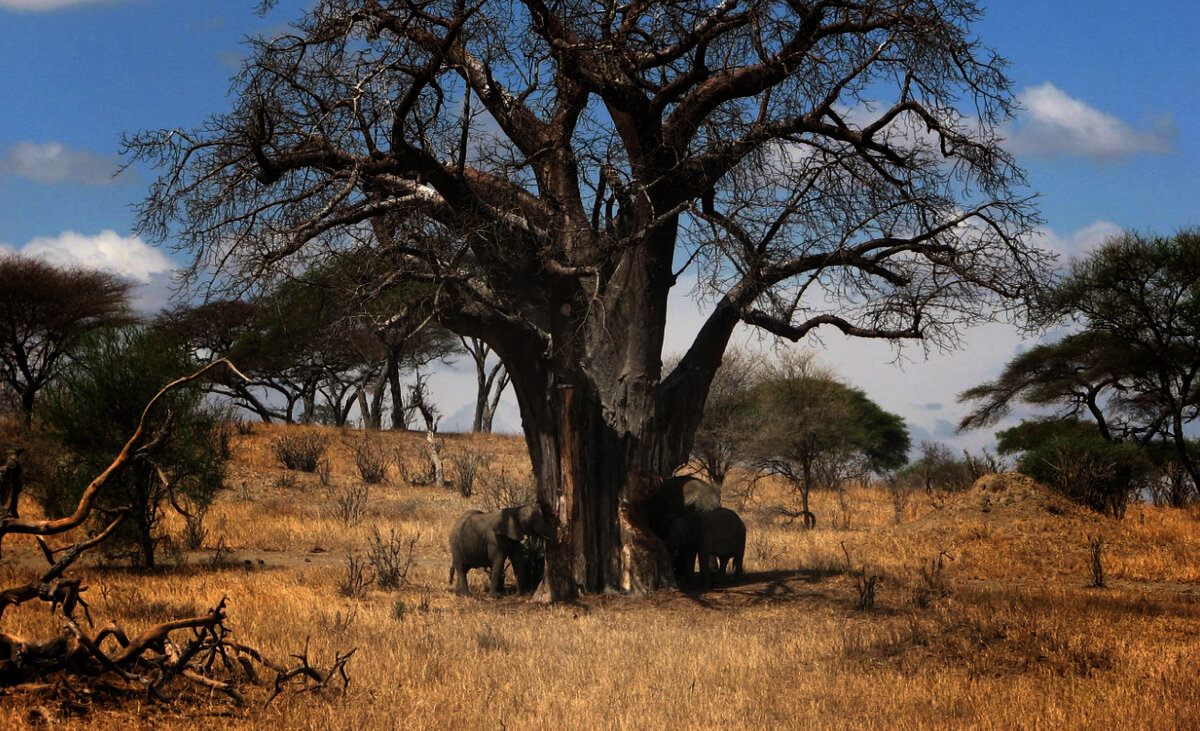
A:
[1006, 83, 1174, 161]
[0, 0, 124, 10]
[0, 141, 121, 185]
[12, 230, 177, 313]
[1032, 220, 1123, 258]
[20, 230, 173, 282]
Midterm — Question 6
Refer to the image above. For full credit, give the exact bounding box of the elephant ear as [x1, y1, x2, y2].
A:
[497, 512, 523, 542]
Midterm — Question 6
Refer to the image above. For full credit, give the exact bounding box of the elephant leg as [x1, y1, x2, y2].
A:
[511, 549, 528, 594]
[453, 564, 471, 595]
[717, 556, 730, 576]
[698, 551, 713, 589]
[679, 549, 697, 585]
[488, 553, 507, 597]
[734, 553, 744, 577]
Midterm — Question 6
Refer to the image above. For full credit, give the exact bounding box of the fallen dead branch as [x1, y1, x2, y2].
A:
[0, 359, 355, 712]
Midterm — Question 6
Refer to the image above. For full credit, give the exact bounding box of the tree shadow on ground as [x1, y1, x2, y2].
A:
[675, 567, 846, 609]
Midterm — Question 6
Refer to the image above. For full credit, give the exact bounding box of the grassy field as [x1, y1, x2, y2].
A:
[2, 422, 1199, 729]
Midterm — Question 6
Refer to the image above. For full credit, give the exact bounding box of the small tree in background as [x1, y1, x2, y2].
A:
[42, 326, 225, 567]
[746, 354, 909, 523]
[462, 337, 510, 434]
[0, 256, 133, 425]
[687, 349, 762, 487]
[895, 441, 978, 494]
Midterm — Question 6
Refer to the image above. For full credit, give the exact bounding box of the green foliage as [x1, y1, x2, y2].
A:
[894, 442, 977, 493]
[997, 419, 1152, 518]
[0, 255, 133, 423]
[961, 229, 1200, 503]
[745, 357, 910, 493]
[42, 326, 226, 567]
[845, 389, 911, 473]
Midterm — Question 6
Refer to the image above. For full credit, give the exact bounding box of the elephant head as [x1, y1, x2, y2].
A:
[509, 503, 555, 542]
[643, 474, 722, 541]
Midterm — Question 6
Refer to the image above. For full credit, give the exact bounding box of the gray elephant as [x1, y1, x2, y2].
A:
[643, 474, 722, 540]
[667, 507, 746, 588]
[448, 503, 555, 597]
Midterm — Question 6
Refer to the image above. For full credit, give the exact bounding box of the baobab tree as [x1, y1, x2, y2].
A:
[127, 0, 1050, 599]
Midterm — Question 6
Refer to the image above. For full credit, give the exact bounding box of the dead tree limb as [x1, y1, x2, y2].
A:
[0, 358, 354, 709]
[266, 639, 357, 705]
[0, 358, 247, 543]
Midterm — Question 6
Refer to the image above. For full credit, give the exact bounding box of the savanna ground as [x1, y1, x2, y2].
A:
[3, 423, 1199, 729]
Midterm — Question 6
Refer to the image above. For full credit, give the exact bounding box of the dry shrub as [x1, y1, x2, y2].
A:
[353, 436, 390, 485]
[181, 504, 209, 550]
[911, 550, 954, 608]
[274, 432, 329, 472]
[318, 604, 360, 635]
[327, 483, 371, 526]
[448, 449, 490, 498]
[338, 554, 373, 598]
[367, 526, 419, 590]
[477, 465, 536, 511]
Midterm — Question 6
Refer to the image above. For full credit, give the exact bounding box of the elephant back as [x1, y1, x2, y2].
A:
[698, 507, 746, 553]
[644, 475, 721, 539]
[449, 509, 484, 541]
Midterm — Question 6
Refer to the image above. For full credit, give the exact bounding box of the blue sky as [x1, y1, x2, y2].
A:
[1, 0, 1197, 445]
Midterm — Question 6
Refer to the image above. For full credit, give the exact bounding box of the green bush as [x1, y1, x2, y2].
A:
[997, 419, 1152, 518]
[42, 326, 225, 567]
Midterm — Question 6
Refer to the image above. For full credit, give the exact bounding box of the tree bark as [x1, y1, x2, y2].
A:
[480, 367, 509, 433]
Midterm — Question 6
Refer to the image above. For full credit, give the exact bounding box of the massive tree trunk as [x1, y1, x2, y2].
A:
[478, 234, 738, 599]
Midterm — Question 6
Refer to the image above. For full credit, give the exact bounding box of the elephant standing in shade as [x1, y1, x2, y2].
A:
[449, 503, 555, 597]
[643, 474, 722, 540]
[668, 507, 746, 588]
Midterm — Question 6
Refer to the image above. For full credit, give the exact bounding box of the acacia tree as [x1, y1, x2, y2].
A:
[127, 1, 1048, 598]
[42, 326, 226, 567]
[960, 230, 1200, 502]
[163, 272, 458, 427]
[746, 354, 909, 522]
[0, 256, 133, 425]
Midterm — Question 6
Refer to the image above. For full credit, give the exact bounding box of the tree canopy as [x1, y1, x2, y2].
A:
[42, 326, 226, 567]
[960, 229, 1200, 502]
[128, 0, 1049, 598]
[745, 355, 909, 513]
[0, 256, 133, 425]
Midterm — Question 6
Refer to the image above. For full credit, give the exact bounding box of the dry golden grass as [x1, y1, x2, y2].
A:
[2, 423, 1199, 729]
